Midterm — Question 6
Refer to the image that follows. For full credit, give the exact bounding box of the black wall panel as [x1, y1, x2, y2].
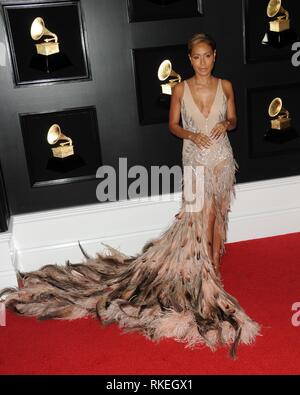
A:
[0, 161, 9, 231]
[0, 0, 300, 215]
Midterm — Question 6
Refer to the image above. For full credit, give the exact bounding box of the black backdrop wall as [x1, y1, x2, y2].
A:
[0, 161, 9, 231]
[0, 0, 300, 216]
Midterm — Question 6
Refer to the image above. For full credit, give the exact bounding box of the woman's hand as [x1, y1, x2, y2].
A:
[189, 131, 212, 149]
[210, 120, 229, 140]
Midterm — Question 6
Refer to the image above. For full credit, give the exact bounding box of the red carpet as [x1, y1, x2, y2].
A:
[1, 232, 300, 375]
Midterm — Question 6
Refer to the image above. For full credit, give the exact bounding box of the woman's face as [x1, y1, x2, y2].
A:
[189, 42, 216, 77]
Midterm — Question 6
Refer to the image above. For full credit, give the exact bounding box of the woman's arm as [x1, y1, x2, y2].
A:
[210, 79, 237, 140]
[222, 79, 237, 131]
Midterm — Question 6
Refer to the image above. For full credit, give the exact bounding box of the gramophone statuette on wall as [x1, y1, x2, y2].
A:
[267, 0, 290, 32]
[158, 59, 181, 95]
[47, 124, 74, 159]
[31, 17, 59, 56]
[268, 97, 291, 130]
[262, 0, 297, 47]
[264, 97, 298, 144]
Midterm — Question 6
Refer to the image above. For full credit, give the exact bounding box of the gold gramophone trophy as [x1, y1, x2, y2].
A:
[267, 0, 290, 32]
[158, 59, 181, 95]
[47, 124, 74, 158]
[268, 97, 291, 130]
[31, 17, 59, 56]
[261, 0, 296, 47]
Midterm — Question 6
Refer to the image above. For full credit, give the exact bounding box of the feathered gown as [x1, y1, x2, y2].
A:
[0, 78, 260, 358]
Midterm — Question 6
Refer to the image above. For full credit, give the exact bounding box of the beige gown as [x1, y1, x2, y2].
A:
[1, 78, 260, 359]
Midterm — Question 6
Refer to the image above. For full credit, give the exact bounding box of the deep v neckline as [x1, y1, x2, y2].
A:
[185, 78, 220, 119]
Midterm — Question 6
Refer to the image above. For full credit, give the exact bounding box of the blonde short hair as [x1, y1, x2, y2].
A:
[188, 33, 216, 54]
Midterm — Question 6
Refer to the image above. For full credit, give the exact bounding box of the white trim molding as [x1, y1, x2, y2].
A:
[0, 229, 17, 289]
[1, 174, 300, 288]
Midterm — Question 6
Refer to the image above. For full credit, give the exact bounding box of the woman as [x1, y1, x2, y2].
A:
[169, 32, 238, 278]
[0, 33, 259, 359]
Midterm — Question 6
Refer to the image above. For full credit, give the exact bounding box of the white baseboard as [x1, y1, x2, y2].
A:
[0, 270, 18, 289]
[228, 174, 300, 241]
[1, 174, 300, 289]
[0, 231, 17, 289]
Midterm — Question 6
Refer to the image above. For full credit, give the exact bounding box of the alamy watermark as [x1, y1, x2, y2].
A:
[291, 302, 300, 327]
[291, 42, 300, 66]
[96, 158, 204, 213]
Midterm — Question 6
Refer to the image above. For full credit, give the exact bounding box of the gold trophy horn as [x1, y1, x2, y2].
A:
[30, 17, 60, 56]
[158, 59, 181, 95]
[267, 0, 290, 32]
[47, 124, 74, 158]
[268, 97, 291, 130]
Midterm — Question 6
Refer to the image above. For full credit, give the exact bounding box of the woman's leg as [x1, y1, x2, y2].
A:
[212, 218, 222, 277]
[206, 197, 216, 266]
[210, 158, 235, 277]
[206, 195, 222, 277]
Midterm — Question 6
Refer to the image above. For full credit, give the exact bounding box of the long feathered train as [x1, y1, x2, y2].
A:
[0, 201, 260, 359]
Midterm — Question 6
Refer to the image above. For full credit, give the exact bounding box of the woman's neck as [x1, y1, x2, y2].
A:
[193, 74, 214, 86]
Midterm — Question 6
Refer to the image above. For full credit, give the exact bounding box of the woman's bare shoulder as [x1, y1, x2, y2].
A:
[220, 78, 234, 94]
[173, 80, 185, 98]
